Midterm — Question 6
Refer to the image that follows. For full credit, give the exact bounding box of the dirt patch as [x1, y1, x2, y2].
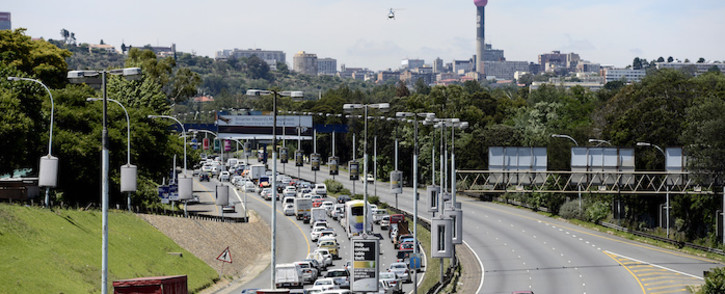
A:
[138, 210, 271, 291]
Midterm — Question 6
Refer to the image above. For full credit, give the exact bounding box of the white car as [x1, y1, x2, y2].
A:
[218, 171, 230, 181]
[307, 252, 327, 270]
[361, 173, 374, 183]
[311, 226, 328, 242]
[314, 248, 333, 267]
[321, 201, 334, 213]
[388, 262, 411, 283]
[311, 278, 339, 291]
[325, 269, 350, 289]
[242, 181, 258, 193]
[295, 261, 319, 284]
[379, 271, 402, 293]
[284, 204, 295, 216]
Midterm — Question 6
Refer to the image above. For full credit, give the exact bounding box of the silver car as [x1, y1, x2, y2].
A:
[388, 262, 411, 283]
[379, 271, 402, 293]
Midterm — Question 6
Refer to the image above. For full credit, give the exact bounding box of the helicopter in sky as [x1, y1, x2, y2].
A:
[388, 8, 403, 20]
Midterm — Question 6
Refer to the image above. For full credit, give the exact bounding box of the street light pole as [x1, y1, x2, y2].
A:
[68, 67, 141, 294]
[637, 142, 669, 238]
[7, 77, 56, 208]
[552, 133, 581, 210]
[271, 91, 279, 289]
[148, 115, 188, 216]
[87, 98, 133, 212]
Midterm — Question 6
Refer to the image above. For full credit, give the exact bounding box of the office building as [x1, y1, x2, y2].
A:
[215, 48, 286, 67]
[603, 68, 647, 83]
[401, 59, 425, 70]
[293, 51, 318, 75]
[482, 60, 530, 80]
[0, 12, 10, 30]
[433, 57, 444, 73]
[655, 62, 724, 76]
[318, 58, 337, 75]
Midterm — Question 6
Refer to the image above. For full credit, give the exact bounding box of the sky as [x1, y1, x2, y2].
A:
[6, 0, 725, 71]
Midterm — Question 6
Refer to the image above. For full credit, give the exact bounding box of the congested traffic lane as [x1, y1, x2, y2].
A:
[192, 167, 416, 293]
[289, 161, 722, 293]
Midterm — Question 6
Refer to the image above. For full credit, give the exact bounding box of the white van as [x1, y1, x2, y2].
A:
[274, 263, 303, 288]
[313, 183, 327, 196]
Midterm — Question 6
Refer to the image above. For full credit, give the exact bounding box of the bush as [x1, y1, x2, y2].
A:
[559, 200, 584, 220]
[339, 188, 351, 196]
[352, 194, 363, 200]
[368, 196, 380, 205]
[586, 201, 609, 224]
[700, 267, 725, 294]
[324, 179, 344, 194]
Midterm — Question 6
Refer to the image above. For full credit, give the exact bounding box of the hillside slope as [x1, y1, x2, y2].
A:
[0, 204, 217, 293]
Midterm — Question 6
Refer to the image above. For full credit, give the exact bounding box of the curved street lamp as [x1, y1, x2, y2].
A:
[588, 138, 612, 147]
[87, 98, 136, 212]
[551, 134, 579, 146]
[7, 77, 58, 208]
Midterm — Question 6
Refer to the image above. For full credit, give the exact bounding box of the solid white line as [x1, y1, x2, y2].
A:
[604, 250, 704, 280]
[464, 239, 485, 294]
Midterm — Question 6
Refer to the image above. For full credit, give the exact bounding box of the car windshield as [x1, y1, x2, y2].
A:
[391, 264, 405, 269]
[316, 279, 332, 285]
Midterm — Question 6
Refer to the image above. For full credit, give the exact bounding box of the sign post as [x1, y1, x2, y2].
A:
[216, 246, 233, 280]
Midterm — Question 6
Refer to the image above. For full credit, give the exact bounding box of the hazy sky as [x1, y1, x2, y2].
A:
[7, 0, 725, 71]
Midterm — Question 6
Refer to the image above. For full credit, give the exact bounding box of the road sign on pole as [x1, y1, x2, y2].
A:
[409, 253, 422, 270]
[216, 246, 232, 263]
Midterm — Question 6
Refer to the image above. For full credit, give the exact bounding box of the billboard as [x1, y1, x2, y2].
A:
[311, 153, 321, 171]
[390, 171, 403, 194]
[280, 147, 289, 163]
[488, 147, 547, 185]
[329, 156, 339, 175]
[351, 238, 379, 292]
[349, 161, 360, 181]
[217, 114, 313, 140]
[570, 147, 635, 186]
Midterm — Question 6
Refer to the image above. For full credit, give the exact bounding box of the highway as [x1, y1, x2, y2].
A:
[188, 167, 418, 293]
[286, 160, 723, 294]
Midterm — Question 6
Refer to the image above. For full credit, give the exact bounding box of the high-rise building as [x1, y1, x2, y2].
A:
[318, 58, 337, 75]
[538, 51, 581, 73]
[293, 51, 318, 75]
[0, 12, 11, 30]
[401, 59, 425, 70]
[474, 0, 488, 74]
[433, 57, 444, 73]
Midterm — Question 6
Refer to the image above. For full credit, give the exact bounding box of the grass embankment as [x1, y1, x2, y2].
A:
[0, 204, 217, 293]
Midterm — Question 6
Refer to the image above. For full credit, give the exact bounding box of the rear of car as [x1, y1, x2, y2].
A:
[313, 183, 327, 196]
[275, 263, 303, 288]
[324, 269, 350, 289]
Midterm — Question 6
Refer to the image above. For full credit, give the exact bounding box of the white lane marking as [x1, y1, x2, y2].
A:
[463, 240, 485, 294]
[604, 250, 704, 280]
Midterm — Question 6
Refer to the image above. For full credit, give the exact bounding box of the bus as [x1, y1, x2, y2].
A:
[344, 200, 373, 239]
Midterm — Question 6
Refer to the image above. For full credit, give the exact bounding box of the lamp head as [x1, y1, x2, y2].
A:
[636, 142, 651, 147]
[7, 77, 20, 81]
[459, 122, 469, 129]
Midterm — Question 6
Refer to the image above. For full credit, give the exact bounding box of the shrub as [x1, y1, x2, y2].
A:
[700, 267, 725, 294]
[559, 200, 584, 220]
[586, 201, 609, 224]
[339, 188, 351, 196]
[368, 196, 380, 205]
[324, 179, 344, 194]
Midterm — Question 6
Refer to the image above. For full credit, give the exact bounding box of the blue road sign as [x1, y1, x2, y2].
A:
[410, 255, 422, 270]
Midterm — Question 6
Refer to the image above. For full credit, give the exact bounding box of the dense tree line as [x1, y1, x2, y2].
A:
[3, 28, 725, 245]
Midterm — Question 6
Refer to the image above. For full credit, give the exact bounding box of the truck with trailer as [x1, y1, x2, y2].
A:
[249, 164, 266, 182]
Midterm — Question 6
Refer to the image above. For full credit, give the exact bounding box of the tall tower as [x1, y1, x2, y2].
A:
[474, 0, 488, 75]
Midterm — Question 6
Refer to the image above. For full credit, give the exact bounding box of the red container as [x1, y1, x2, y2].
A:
[113, 275, 188, 294]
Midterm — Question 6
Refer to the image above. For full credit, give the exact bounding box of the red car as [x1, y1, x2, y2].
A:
[312, 199, 324, 208]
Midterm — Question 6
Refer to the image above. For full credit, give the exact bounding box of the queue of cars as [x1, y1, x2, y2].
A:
[199, 161, 415, 294]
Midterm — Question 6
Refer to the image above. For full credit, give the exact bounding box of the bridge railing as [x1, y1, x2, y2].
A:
[457, 170, 719, 195]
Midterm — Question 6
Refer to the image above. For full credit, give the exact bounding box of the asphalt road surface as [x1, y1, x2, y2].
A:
[284, 160, 723, 294]
[189, 169, 419, 293]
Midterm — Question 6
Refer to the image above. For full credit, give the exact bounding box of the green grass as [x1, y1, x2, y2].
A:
[0, 204, 217, 293]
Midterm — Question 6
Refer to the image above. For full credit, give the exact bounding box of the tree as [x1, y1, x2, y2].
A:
[395, 80, 410, 97]
[99, 39, 105, 45]
[657, 57, 665, 63]
[0, 29, 71, 88]
[698, 57, 706, 63]
[685, 58, 691, 63]
[667, 56, 674, 63]
[700, 267, 725, 294]
[414, 78, 430, 95]
[246, 55, 271, 80]
[632, 57, 642, 70]
[169, 67, 201, 102]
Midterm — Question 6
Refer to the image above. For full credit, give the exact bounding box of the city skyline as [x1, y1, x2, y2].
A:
[5, 0, 725, 71]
